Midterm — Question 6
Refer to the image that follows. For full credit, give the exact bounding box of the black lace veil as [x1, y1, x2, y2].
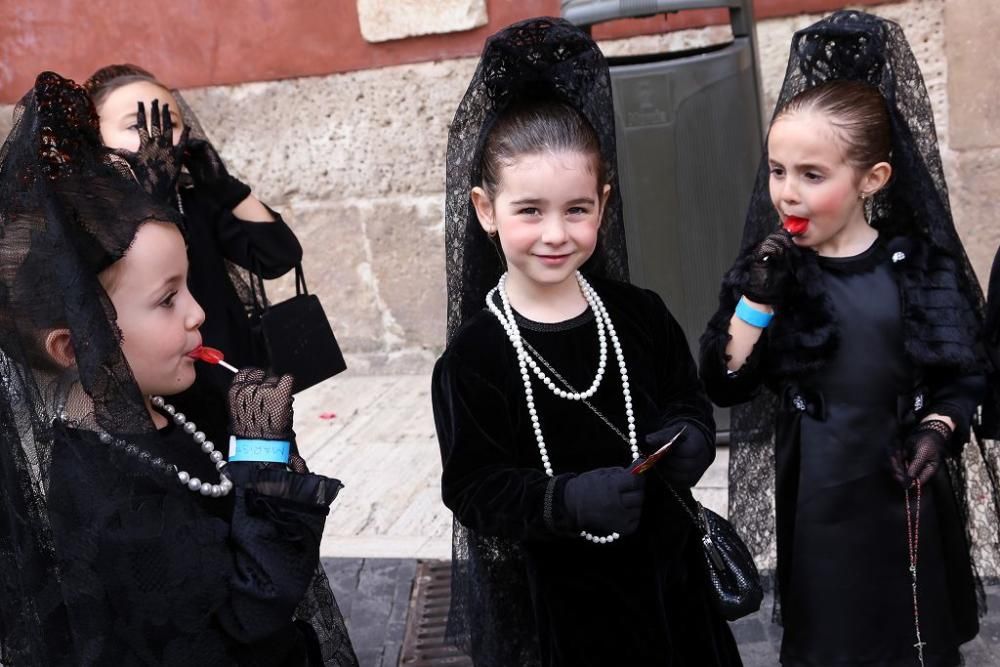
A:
[720, 10, 999, 617]
[443, 17, 629, 665]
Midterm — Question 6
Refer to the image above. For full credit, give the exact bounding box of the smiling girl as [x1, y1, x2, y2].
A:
[700, 11, 992, 666]
[432, 18, 741, 667]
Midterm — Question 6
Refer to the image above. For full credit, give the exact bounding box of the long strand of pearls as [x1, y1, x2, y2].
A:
[487, 271, 638, 544]
[96, 396, 233, 498]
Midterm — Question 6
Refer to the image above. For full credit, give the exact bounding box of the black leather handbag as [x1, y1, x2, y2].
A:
[662, 482, 764, 621]
[249, 263, 346, 393]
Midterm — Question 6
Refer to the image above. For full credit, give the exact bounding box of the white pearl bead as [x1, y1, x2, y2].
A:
[210, 450, 224, 463]
[183, 422, 197, 434]
[178, 470, 190, 484]
[193, 431, 206, 444]
[174, 413, 186, 424]
[199, 484, 213, 496]
[187, 477, 202, 491]
[201, 441, 214, 453]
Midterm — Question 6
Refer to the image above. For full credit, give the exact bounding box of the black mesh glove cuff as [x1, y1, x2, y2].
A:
[228, 368, 295, 441]
[741, 230, 794, 306]
[562, 466, 645, 537]
[183, 137, 252, 210]
[891, 419, 950, 488]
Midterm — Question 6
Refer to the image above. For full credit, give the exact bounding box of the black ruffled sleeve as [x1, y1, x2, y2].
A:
[218, 465, 343, 643]
[432, 352, 576, 541]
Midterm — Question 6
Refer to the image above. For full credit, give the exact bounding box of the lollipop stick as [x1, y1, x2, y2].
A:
[218, 360, 239, 374]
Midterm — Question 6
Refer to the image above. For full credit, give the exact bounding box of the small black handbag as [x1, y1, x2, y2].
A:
[654, 478, 762, 621]
[249, 263, 347, 393]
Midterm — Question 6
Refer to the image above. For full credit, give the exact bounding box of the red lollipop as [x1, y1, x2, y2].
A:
[783, 216, 809, 236]
[187, 346, 239, 373]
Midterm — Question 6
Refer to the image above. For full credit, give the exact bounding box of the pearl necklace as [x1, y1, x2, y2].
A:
[486, 271, 638, 544]
[97, 396, 233, 498]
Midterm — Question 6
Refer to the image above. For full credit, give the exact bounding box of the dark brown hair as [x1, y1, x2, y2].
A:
[775, 79, 891, 170]
[479, 99, 607, 199]
[85, 64, 166, 110]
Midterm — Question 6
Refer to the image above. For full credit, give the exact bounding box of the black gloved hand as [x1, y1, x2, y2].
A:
[562, 466, 645, 536]
[644, 422, 714, 487]
[183, 137, 252, 210]
[228, 368, 295, 441]
[740, 229, 794, 306]
[111, 99, 189, 205]
[890, 420, 950, 487]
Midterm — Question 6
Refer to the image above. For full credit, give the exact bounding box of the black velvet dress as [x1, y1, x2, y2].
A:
[433, 277, 741, 667]
[704, 242, 980, 666]
[172, 186, 303, 447]
[45, 416, 358, 666]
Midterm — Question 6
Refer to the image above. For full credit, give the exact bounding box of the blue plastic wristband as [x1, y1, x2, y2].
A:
[228, 437, 291, 464]
[735, 297, 774, 328]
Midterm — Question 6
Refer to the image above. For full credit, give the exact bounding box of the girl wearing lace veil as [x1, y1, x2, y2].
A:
[0, 72, 357, 666]
[700, 10, 999, 666]
[434, 17, 741, 667]
[83, 63, 308, 452]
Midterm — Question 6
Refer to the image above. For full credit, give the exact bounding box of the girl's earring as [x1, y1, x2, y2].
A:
[859, 192, 874, 225]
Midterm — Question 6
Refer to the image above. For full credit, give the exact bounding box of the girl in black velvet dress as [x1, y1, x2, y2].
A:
[84, 64, 305, 447]
[0, 72, 357, 666]
[700, 11, 993, 667]
[433, 18, 741, 667]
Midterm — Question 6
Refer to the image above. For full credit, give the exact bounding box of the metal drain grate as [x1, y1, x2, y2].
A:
[399, 560, 472, 666]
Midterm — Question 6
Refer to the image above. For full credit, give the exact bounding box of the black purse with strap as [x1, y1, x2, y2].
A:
[248, 262, 347, 393]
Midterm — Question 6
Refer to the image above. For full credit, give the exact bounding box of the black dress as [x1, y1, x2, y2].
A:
[45, 417, 358, 666]
[433, 277, 741, 667]
[704, 242, 979, 666]
[172, 186, 303, 447]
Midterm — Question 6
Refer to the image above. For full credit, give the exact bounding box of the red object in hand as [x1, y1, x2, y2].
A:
[783, 216, 809, 236]
[187, 346, 239, 373]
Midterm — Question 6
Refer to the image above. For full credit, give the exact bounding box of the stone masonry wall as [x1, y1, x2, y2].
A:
[2, 0, 995, 373]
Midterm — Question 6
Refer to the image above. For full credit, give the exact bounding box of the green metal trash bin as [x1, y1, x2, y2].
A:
[564, 0, 765, 440]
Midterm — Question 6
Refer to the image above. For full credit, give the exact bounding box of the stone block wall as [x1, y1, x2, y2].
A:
[2, 0, 995, 373]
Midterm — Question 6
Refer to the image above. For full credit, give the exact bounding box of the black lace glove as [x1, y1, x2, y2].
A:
[183, 137, 253, 210]
[890, 419, 950, 487]
[740, 229, 794, 306]
[228, 368, 295, 441]
[111, 99, 189, 205]
[562, 466, 645, 536]
[644, 422, 714, 487]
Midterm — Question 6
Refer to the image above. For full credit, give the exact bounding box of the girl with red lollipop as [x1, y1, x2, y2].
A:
[700, 11, 997, 667]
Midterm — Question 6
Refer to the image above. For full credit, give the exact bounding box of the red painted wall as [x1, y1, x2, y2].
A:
[0, 0, 893, 103]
